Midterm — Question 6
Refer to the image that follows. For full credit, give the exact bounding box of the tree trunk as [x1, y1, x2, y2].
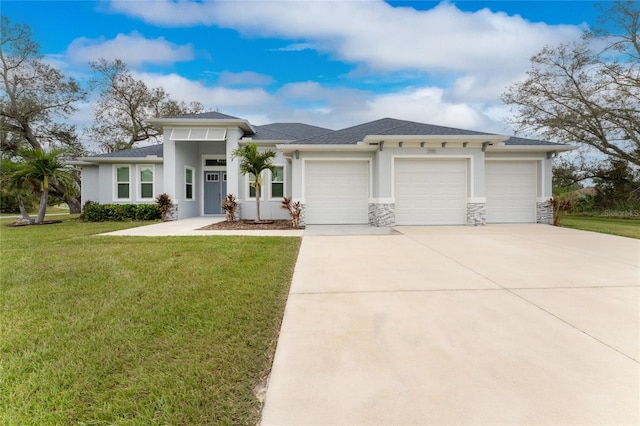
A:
[65, 195, 82, 213]
[17, 194, 32, 221]
[36, 189, 48, 224]
[50, 180, 81, 213]
[255, 185, 261, 223]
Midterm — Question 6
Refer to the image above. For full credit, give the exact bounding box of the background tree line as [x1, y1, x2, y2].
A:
[502, 0, 640, 213]
[0, 17, 203, 216]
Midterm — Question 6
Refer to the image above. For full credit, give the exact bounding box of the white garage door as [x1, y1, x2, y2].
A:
[486, 161, 537, 223]
[305, 161, 369, 224]
[394, 158, 467, 225]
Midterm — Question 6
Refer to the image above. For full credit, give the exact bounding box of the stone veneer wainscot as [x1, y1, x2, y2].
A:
[536, 201, 553, 224]
[368, 203, 395, 227]
[466, 203, 486, 226]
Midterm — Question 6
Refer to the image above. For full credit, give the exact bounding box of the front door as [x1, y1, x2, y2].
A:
[203, 171, 227, 214]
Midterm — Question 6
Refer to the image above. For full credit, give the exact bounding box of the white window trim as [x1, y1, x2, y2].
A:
[185, 166, 195, 202]
[114, 164, 131, 201]
[268, 165, 286, 201]
[137, 165, 155, 201]
[245, 171, 264, 201]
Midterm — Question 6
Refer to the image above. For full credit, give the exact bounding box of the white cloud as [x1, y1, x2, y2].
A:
[357, 87, 501, 132]
[257, 82, 507, 133]
[66, 31, 195, 67]
[108, 0, 585, 112]
[131, 71, 273, 109]
[110, 0, 582, 76]
[217, 71, 274, 86]
[91, 1, 591, 135]
[270, 43, 315, 52]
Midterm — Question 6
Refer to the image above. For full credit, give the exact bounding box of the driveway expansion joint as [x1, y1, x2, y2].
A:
[401, 231, 640, 364]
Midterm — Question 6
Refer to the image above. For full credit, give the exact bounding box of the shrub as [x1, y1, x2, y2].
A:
[0, 191, 38, 214]
[280, 197, 302, 228]
[80, 201, 161, 222]
[155, 193, 174, 222]
[548, 197, 573, 226]
[221, 193, 238, 221]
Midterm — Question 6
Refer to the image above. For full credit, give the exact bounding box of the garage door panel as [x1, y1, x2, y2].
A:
[486, 161, 536, 223]
[394, 159, 467, 225]
[305, 161, 369, 225]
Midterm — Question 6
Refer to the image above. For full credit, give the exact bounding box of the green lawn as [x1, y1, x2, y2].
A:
[561, 215, 640, 239]
[0, 216, 301, 425]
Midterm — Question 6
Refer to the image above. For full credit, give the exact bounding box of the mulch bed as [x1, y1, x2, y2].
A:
[199, 219, 303, 231]
[6, 220, 63, 227]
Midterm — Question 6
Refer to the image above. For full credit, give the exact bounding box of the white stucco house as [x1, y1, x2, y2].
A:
[75, 111, 574, 226]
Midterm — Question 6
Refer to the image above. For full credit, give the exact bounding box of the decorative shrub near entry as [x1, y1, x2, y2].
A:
[155, 193, 174, 222]
[80, 201, 161, 222]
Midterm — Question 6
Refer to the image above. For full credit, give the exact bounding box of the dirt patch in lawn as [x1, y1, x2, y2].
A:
[199, 219, 303, 231]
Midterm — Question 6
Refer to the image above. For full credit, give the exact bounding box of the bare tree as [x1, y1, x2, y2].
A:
[88, 59, 204, 152]
[0, 17, 86, 212]
[502, 0, 640, 168]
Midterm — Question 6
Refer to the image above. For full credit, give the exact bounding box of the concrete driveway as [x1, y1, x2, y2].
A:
[261, 224, 639, 425]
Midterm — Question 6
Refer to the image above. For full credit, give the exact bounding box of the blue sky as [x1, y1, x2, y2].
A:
[3, 0, 603, 140]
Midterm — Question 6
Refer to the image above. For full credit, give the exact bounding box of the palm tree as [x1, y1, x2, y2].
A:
[1, 158, 36, 222]
[10, 148, 73, 224]
[231, 143, 276, 222]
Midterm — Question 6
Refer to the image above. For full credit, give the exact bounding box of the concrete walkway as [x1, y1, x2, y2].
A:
[261, 224, 640, 425]
[98, 217, 304, 237]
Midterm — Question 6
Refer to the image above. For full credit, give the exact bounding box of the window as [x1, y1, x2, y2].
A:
[139, 166, 154, 199]
[271, 166, 284, 198]
[206, 172, 219, 182]
[205, 159, 227, 167]
[248, 172, 257, 198]
[115, 166, 130, 200]
[185, 167, 194, 200]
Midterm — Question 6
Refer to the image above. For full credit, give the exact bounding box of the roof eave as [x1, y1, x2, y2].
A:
[66, 160, 96, 166]
[75, 156, 163, 164]
[145, 117, 256, 134]
[488, 144, 576, 152]
[277, 144, 378, 153]
[362, 134, 509, 144]
[241, 138, 292, 145]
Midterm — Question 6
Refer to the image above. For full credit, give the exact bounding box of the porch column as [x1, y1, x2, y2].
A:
[163, 137, 177, 198]
[226, 128, 241, 198]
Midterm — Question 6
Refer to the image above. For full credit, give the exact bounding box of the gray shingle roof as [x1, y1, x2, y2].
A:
[164, 111, 242, 120]
[83, 118, 566, 160]
[292, 118, 494, 145]
[503, 136, 561, 146]
[292, 117, 565, 147]
[88, 144, 163, 158]
[250, 123, 333, 141]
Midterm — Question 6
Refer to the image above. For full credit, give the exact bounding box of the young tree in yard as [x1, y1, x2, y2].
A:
[231, 143, 276, 223]
[501, 1, 640, 169]
[0, 17, 86, 213]
[88, 59, 204, 152]
[10, 148, 75, 224]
